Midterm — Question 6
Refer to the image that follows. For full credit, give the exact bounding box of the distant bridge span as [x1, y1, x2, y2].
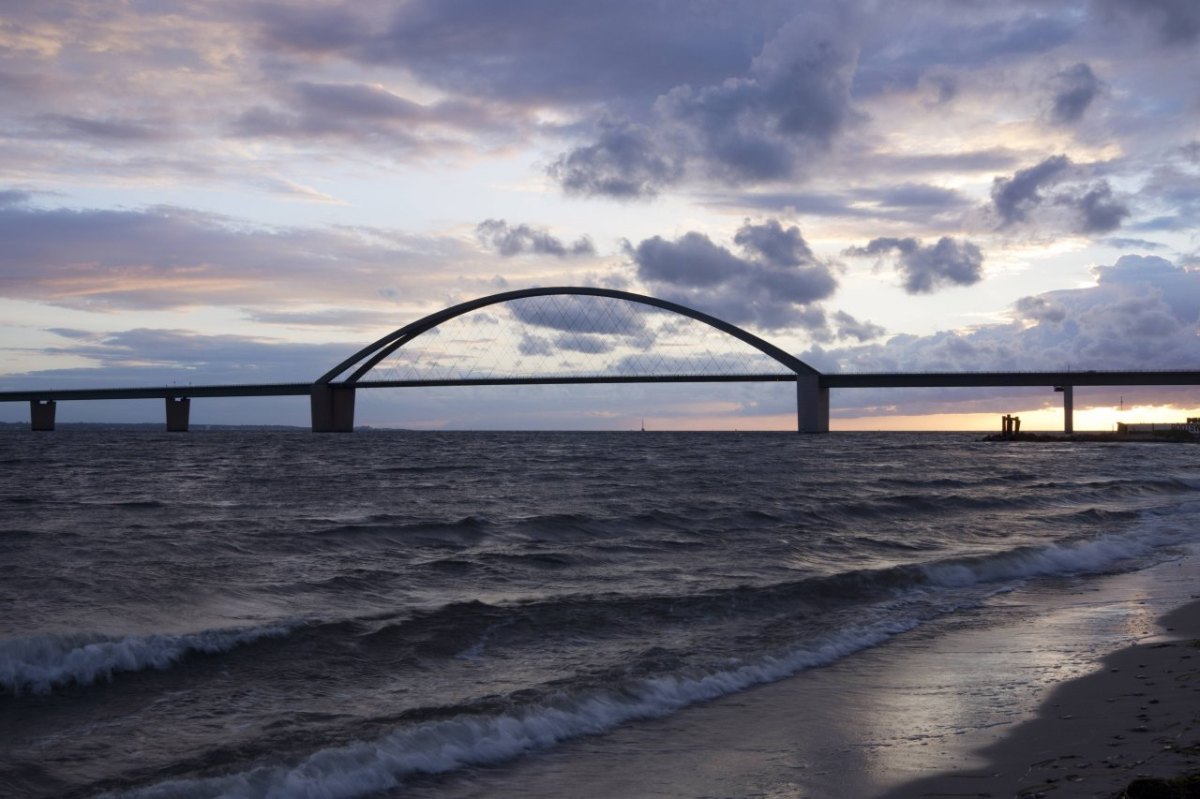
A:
[3, 286, 1200, 432]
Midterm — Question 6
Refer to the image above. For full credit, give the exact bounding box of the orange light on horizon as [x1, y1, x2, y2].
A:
[835, 403, 1200, 432]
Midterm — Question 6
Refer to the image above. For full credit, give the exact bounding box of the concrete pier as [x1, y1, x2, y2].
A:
[311, 384, 355, 432]
[166, 397, 190, 432]
[30, 400, 56, 431]
[797, 375, 829, 434]
[1054, 385, 1074, 433]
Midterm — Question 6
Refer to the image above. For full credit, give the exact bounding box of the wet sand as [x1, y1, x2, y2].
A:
[881, 599, 1200, 798]
[402, 551, 1200, 799]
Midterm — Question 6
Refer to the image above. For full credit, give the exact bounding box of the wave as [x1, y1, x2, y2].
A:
[106, 618, 920, 799]
[0, 622, 299, 695]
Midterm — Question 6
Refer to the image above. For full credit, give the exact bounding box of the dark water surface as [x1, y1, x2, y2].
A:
[2, 430, 1199, 798]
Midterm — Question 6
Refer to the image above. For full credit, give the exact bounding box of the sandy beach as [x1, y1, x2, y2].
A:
[881, 599, 1200, 798]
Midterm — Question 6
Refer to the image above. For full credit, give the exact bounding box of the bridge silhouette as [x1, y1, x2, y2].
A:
[4, 286, 1200, 433]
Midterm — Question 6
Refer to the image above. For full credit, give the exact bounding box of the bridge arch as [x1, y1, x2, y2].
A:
[316, 286, 819, 384]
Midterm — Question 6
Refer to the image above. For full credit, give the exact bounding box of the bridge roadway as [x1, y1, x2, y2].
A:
[4, 369, 1200, 432]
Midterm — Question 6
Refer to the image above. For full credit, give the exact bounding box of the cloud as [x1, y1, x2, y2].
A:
[990, 154, 1073, 225]
[549, 3, 860, 196]
[1096, 0, 1200, 46]
[805, 254, 1200, 416]
[507, 294, 649, 337]
[708, 181, 972, 231]
[30, 328, 359, 383]
[845, 237, 984, 294]
[230, 81, 515, 151]
[0, 189, 31, 207]
[832, 310, 886, 342]
[475, 219, 594, 258]
[0, 200, 473, 311]
[990, 155, 1129, 234]
[33, 113, 175, 143]
[1104, 237, 1167, 250]
[629, 219, 838, 330]
[1048, 63, 1100, 125]
[852, 12, 1076, 97]
[249, 0, 772, 105]
[1013, 295, 1066, 324]
[549, 120, 684, 199]
[1074, 181, 1130, 233]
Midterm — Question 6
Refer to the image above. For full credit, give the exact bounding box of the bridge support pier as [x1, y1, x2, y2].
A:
[30, 400, 56, 431]
[311, 384, 355, 432]
[1055, 385, 1074, 434]
[166, 397, 190, 432]
[797, 375, 829, 434]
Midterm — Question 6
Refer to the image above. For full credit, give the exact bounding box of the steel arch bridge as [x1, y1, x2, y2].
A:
[7, 286, 1200, 432]
[309, 286, 828, 431]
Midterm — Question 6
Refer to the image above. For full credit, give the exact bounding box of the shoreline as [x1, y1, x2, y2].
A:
[879, 598, 1200, 798]
[394, 551, 1200, 799]
[983, 431, 1199, 443]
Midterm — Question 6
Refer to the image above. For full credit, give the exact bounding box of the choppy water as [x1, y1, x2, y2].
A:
[3, 430, 1199, 798]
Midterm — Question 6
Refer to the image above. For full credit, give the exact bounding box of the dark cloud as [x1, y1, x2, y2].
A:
[832, 310, 885, 342]
[507, 294, 649, 336]
[732, 219, 814, 267]
[1048, 63, 1100, 125]
[518, 334, 553, 357]
[991, 154, 1072, 225]
[845, 237, 984, 294]
[35, 114, 174, 143]
[1013, 295, 1066, 324]
[549, 121, 684, 199]
[554, 333, 614, 355]
[250, 0, 770, 106]
[634, 232, 750, 288]
[871, 183, 968, 209]
[629, 220, 837, 330]
[853, 13, 1075, 97]
[231, 81, 508, 148]
[1096, 0, 1200, 46]
[475, 219, 594, 258]
[990, 155, 1129, 234]
[549, 5, 859, 195]
[1104, 237, 1167, 250]
[1074, 181, 1130, 233]
[0, 189, 31, 207]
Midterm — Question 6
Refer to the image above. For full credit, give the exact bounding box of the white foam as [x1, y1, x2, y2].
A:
[0, 622, 298, 694]
[108, 618, 918, 799]
[923, 509, 1193, 588]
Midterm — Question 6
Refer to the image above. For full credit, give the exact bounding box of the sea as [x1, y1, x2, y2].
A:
[3, 429, 1200, 799]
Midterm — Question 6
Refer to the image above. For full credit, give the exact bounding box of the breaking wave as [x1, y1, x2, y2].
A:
[0, 622, 299, 695]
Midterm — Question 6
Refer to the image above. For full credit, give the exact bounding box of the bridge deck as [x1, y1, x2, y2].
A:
[3, 370, 1200, 403]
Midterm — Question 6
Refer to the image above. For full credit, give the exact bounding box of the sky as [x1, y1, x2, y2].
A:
[1, 0, 1199, 430]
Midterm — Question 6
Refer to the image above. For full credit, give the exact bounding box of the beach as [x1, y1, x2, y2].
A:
[881, 594, 1200, 797]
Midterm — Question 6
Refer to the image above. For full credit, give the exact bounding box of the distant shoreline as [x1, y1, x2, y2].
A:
[983, 430, 1199, 443]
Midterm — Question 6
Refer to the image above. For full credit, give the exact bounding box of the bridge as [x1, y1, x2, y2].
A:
[3, 287, 1200, 433]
